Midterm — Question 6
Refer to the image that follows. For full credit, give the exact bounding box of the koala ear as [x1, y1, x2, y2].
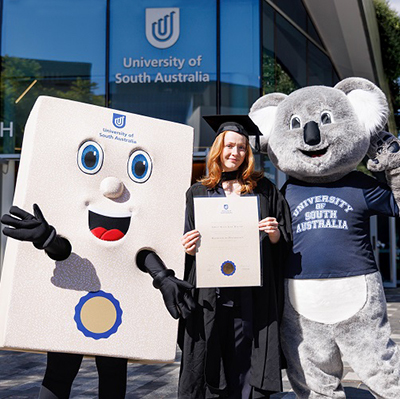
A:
[334, 77, 389, 135]
[249, 93, 287, 147]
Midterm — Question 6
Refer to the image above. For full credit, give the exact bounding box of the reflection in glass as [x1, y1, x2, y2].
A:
[276, 14, 307, 89]
[262, 2, 337, 95]
[109, 0, 217, 151]
[262, 53, 298, 95]
[220, 0, 260, 114]
[1, 0, 106, 154]
[270, 0, 322, 46]
[262, 3, 298, 95]
[271, 0, 307, 32]
[308, 43, 334, 86]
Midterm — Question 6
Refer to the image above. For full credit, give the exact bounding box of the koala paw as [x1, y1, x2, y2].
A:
[367, 131, 400, 173]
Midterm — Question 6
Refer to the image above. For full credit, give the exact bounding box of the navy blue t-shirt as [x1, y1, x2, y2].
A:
[282, 171, 399, 279]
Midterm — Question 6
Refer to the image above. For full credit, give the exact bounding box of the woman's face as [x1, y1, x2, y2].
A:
[219, 131, 247, 172]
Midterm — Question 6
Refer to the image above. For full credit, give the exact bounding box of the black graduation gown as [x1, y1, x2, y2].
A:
[178, 177, 292, 399]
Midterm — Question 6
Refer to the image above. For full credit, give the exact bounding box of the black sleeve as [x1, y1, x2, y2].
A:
[136, 249, 166, 277]
[182, 184, 206, 283]
[184, 186, 195, 234]
[44, 235, 72, 261]
[260, 177, 292, 245]
[265, 179, 292, 343]
[273, 185, 293, 245]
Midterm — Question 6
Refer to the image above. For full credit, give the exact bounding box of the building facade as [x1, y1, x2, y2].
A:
[0, 0, 397, 284]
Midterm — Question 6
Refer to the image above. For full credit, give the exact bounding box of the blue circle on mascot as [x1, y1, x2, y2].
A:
[74, 290, 122, 340]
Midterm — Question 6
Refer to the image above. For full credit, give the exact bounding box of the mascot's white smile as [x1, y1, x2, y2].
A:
[88, 207, 131, 241]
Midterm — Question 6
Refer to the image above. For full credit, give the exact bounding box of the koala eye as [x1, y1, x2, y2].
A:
[77, 141, 104, 174]
[128, 150, 152, 183]
[321, 111, 333, 125]
[290, 115, 301, 130]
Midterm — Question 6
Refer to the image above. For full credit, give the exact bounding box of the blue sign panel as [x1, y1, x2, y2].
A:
[110, 0, 216, 96]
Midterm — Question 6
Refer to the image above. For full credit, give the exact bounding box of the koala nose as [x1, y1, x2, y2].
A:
[304, 121, 321, 146]
[101, 177, 125, 199]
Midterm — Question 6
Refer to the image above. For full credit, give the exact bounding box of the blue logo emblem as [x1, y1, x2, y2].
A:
[224, 204, 229, 210]
[112, 113, 126, 129]
[146, 8, 180, 49]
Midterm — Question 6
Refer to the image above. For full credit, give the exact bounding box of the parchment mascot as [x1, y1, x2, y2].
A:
[249, 77, 400, 398]
[0, 96, 195, 398]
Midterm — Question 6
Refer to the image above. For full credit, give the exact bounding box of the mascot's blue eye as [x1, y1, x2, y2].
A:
[77, 141, 104, 174]
[290, 115, 301, 130]
[321, 111, 333, 125]
[128, 150, 152, 183]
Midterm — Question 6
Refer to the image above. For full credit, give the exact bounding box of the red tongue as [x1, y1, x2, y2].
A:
[91, 227, 125, 241]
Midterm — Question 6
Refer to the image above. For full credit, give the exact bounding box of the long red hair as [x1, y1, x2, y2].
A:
[199, 131, 263, 194]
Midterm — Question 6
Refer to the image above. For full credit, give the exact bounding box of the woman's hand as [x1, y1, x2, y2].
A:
[181, 229, 200, 256]
[259, 217, 280, 244]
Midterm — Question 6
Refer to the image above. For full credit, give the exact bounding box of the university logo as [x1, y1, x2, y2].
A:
[224, 204, 229, 210]
[112, 113, 126, 129]
[145, 8, 180, 49]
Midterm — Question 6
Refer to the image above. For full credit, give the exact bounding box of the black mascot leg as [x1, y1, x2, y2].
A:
[40, 352, 83, 399]
[95, 355, 128, 399]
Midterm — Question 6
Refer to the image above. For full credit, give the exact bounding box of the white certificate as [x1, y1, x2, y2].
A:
[194, 196, 261, 288]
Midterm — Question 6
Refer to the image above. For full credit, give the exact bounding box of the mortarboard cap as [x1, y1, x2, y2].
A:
[203, 114, 263, 151]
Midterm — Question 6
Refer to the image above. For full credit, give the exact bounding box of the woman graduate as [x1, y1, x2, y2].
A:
[179, 115, 292, 399]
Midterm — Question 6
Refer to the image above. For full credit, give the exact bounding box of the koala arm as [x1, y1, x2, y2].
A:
[367, 131, 400, 208]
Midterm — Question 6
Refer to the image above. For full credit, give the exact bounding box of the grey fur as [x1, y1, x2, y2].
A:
[249, 78, 400, 399]
[367, 131, 400, 209]
[281, 272, 400, 399]
[249, 78, 389, 183]
[250, 92, 288, 113]
[334, 78, 389, 136]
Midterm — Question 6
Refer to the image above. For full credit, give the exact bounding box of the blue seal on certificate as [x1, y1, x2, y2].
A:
[221, 260, 236, 276]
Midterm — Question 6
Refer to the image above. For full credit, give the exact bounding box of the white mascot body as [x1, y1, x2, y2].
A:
[250, 78, 400, 398]
[0, 96, 193, 362]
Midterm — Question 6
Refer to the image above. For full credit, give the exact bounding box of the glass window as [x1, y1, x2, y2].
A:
[109, 0, 217, 151]
[271, 0, 307, 31]
[263, 4, 338, 92]
[262, 2, 277, 94]
[307, 16, 323, 47]
[333, 69, 340, 85]
[1, 0, 106, 154]
[263, 4, 296, 95]
[220, 0, 261, 114]
[271, 0, 322, 45]
[308, 42, 334, 86]
[275, 14, 306, 90]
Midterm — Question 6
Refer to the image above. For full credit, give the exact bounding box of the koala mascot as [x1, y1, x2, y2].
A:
[249, 77, 400, 399]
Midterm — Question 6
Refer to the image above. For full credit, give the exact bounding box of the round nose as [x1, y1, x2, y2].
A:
[101, 177, 124, 199]
[304, 121, 321, 146]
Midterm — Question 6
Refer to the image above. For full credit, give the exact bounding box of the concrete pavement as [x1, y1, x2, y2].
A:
[1, 288, 400, 398]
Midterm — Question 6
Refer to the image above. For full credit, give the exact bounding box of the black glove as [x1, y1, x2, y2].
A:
[1, 204, 71, 261]
[137, 250, 196, 319]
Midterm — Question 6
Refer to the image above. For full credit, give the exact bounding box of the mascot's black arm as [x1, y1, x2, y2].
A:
[1, 204, 196, 320]
[136, 249, 196, 320]
[1, 204, 71, 261]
